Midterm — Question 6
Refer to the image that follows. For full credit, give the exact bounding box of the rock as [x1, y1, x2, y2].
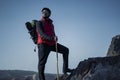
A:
[55, 74, 69, 80]
[61, 35, 120, 80]
[65, 56, 120, 80]
[107, 35, 120, 56]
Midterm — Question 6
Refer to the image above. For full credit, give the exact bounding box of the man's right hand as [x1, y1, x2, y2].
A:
[54, 36, 58, 42]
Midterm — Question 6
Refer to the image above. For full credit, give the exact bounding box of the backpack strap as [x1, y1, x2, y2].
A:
[39, 20, 44, 28]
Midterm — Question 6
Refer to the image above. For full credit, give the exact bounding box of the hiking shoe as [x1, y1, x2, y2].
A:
[63, 68, 74, 74]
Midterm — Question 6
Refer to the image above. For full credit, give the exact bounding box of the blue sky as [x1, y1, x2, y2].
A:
[0, 0, 120, 74]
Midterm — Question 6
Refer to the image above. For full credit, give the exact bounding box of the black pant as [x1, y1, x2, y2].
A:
[38, 43, 69, 80]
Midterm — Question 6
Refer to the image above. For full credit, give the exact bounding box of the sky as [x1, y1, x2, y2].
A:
[0, 0, 120, 74]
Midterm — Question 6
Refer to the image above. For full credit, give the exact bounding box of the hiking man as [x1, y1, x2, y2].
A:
[36, 7, 73, 80]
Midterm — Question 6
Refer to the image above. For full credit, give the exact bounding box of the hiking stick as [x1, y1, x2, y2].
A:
[56, 41, 59, 80]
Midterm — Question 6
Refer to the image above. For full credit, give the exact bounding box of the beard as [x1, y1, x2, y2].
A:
[43, 14, 50, 19]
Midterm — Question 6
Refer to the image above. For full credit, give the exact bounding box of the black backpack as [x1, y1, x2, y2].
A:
[25, 20, 38, 44]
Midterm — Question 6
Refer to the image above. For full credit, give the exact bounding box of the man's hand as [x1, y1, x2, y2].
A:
[54, 36, 58, 42]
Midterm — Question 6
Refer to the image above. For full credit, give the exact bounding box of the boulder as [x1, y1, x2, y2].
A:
[107, 35, 120, 56]
[60, 35, 120, 80]
[65, 56, 120, 80]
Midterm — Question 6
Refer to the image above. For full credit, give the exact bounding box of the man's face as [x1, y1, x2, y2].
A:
[42, 10, 50, 18]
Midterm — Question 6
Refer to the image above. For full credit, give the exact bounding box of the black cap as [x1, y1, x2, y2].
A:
[41, 7, 51, 14]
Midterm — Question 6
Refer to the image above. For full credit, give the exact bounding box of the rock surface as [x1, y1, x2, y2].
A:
[107, 35, 120, 56]
[64, 56, 120, 80]
[58, 35, 120, 80]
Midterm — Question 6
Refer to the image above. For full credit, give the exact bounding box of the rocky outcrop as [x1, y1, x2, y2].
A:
[107, 35, 120, 56]
[58, 35, 120, 80]
[65, 55, 120, 80]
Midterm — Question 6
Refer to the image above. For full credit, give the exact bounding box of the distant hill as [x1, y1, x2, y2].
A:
[0, 70, 56, 80]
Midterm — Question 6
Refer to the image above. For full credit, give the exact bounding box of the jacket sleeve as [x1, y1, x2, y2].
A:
[36, 21, 54, 41]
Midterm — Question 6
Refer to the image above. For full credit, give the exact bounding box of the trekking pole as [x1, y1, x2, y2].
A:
[56, 41, 59, 80]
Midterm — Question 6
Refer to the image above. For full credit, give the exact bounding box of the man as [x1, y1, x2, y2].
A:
[36, 7, 73, 80]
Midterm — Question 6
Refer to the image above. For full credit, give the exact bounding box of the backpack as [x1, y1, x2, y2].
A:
[25, 20, 38, 44]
